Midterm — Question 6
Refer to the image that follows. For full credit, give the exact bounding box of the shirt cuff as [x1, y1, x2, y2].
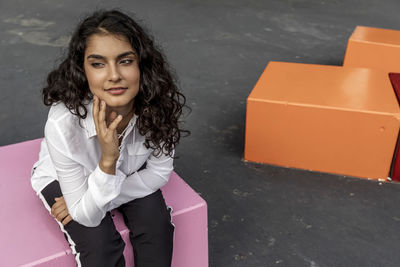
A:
[88, 164, 126, 209]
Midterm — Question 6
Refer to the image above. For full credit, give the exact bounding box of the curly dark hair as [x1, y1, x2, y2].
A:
[42, 9, 188, 156]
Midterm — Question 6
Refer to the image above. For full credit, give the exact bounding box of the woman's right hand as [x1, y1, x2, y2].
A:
[93, 95, 123, 174]
[51, 196, 72, 226]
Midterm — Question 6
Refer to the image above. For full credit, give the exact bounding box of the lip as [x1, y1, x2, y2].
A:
[105, 87, 127, 95]
[106, 87, 127, 90]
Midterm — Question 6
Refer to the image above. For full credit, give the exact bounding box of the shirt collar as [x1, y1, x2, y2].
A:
[82, 99, 138, 139]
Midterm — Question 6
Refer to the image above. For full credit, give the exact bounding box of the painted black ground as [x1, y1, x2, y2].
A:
[1, 1, 400, 266]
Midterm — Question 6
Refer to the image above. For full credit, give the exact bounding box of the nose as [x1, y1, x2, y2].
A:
[108, 64, 121, 82]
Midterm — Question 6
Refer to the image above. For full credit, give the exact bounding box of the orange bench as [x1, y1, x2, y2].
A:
[343, 26, 400, 72]
[244, 61, 400, 180]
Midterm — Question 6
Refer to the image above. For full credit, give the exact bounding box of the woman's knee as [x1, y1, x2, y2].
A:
[120, 190, 175, 237]
[148, 208, 174, 237]
[62, 214, 125, 266]
[67, 214, 123, 245]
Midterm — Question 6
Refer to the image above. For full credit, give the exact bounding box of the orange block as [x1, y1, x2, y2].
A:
[344, 26, 400, 72]
[244, 61, 400, 180]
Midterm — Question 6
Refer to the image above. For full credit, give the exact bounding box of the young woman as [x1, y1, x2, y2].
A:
[31, 9, 187, 267]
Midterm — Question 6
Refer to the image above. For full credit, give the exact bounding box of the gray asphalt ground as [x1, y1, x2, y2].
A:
[1, 1, 400, 266]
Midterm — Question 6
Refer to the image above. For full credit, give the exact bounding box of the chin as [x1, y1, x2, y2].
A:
[105, 97, 135, 108]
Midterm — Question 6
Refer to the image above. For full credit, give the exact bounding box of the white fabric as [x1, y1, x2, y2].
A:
[31, 100, 174, 227]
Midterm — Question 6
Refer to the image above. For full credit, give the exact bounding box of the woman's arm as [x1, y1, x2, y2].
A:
[45, 96, 126, 227]
[113, 150, 174, 205]
[45, 120, 127, 227]
[31, 138, 58, 194]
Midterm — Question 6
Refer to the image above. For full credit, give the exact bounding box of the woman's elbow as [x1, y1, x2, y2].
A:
[158, 165, 173, 179]
[159, 167, 173, 187]
[70, 208, 105, 227]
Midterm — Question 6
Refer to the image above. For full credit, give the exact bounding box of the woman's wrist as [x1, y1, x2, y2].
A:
[99, 157, 117, 175]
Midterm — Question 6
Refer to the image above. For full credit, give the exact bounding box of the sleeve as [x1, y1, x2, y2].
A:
[45, 120, 127, 227]
[31, 138, 58, 195]
[114, 149, 174, 204]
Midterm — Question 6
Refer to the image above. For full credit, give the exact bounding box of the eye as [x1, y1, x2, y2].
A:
[120, 59, 134, 65]
[90, 62, 104, 68]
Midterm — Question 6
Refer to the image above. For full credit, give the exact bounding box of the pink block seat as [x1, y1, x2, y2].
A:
[0, 138, 208, 267]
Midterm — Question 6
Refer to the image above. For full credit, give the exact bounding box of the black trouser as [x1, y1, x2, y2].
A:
[40, 180, 174, 267]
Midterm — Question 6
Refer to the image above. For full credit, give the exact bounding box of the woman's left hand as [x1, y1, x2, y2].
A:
[51, 196, 73, 226]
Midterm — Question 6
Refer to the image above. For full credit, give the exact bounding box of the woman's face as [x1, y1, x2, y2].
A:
[84, 33, 140, 110]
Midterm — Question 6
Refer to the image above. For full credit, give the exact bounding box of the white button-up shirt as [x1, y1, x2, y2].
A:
[31, 100, 174, 227]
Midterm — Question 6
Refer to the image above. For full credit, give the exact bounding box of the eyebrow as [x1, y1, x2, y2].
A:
[86, 51, 136, 61]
